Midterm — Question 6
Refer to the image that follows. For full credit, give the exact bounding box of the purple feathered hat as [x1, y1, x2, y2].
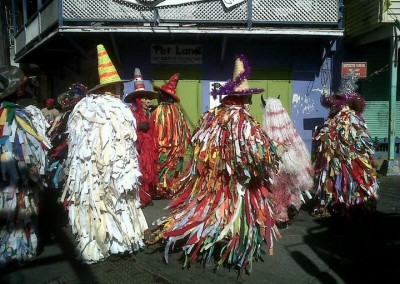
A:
[321, 70, 365, 113]
[212, 54, 264, 97]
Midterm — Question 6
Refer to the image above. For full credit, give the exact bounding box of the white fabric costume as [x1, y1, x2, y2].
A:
[262, 98, 314, 222]
[62, 94, 148, 264]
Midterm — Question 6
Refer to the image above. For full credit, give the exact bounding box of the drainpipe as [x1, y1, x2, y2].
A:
[11, 0, 17, 35]
[383, 26, 400, 175]
[58, 0, 63, 26]
[22, 0, 27, 24]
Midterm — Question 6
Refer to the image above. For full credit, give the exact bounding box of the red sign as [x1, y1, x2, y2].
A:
[341, 62, 367, 78]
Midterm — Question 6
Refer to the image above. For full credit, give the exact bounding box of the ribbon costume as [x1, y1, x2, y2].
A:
[151, 73, 191, 199]
[0, 66, 49, 265]
[146, 55, 282, 274]
[312, 71, 379, 217]
[124, 68, 158, 208]
[46, 83, 87, 190]
[62, 45, 148, 264]
[262, 97, 314, 225]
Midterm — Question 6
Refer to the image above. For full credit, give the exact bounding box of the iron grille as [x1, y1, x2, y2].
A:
[252, 0, 339, 23]
[62, 0, 339, 24]
[157, 1, 247, 21]
[63, 0, 154, 20]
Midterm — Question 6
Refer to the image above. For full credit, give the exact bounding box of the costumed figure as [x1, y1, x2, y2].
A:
[24, 105, 51, 149]
[38, 84, 88, 245]
[46, 83, 87, 190]
[312, 71, 379, 217]
[0, 66, 49, 266]
[61, 44, 148, 264]
[124, 68, 158, 208]
[151, 73, 191, 199]
[262, 97, 314, 226]
[146, 55, 282, 274]
[41, 98, 59, 123]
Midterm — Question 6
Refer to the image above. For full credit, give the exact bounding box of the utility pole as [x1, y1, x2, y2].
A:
[382, 25, 400, 175]
[0, 0, 11, 66]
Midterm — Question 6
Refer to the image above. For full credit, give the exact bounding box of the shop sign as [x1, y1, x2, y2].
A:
[151, 44, 202, 64]
[341, 62, 367, 78]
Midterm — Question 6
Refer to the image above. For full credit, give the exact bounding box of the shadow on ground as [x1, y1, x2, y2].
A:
[289, 176, 400, 283]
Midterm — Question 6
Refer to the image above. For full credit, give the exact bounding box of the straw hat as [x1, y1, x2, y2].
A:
[0, 66, 24, 99]
[124, 68, 158, 103]
[153, 73, 181, 102]
[211, 54, 264, 97]
[87, 44, 130, 94]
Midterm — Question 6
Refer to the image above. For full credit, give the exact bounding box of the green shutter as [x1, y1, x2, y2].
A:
[364, 101, 400, 139]
[250, 69, 292, 123]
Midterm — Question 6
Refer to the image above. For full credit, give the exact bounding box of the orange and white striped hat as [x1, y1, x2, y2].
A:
[124, 68, 158, 103]
[87, 44, 130, 94]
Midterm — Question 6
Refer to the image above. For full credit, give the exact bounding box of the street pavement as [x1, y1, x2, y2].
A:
[1, 175, 400, 284]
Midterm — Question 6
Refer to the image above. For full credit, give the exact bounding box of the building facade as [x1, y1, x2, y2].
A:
[8, 0, 344, 150]
[344, 0, 399, 164]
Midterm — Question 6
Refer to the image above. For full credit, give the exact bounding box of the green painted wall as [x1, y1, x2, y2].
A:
[250, 69, 292, 123]
[152, 68, 291, 131]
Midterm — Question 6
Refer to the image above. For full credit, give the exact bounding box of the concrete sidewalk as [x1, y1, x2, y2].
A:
[1, 176, 400, 284]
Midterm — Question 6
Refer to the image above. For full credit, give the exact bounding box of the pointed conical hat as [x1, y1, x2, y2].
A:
[124, 68, 158, 103]
[153, 73, 180, 102]
[87, 44, 130, 94]
[211, 54, 264, 97]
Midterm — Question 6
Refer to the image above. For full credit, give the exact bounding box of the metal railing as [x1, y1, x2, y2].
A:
[61, 0, 340, 25]
[14, 0, 343, 56]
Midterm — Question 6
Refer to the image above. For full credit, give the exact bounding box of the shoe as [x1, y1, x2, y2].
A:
[311, 208, 331, 218]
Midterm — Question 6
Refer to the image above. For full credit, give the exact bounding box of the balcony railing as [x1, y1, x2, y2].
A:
[14, 0, 343, 56]
[62, 0, 340, 25]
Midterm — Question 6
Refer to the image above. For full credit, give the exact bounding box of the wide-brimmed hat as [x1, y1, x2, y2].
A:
[87, 44, 130, 94]
[153, 73, 180, 102]
[0, 66, 24, 99]
[211, 54, 264, 97]
[124, 68, 158, 103]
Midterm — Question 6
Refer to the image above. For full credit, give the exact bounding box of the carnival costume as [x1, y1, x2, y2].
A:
[313, 72, 379, 216]
[147, 55, 282, 274]
[124, 68, 158, 208]
[262, 97, 314, 224]
[62, 45, 148, 264]
[46, 83, 87, 190]
[151, 73, 191, 199]
[0, 66, 49, 265]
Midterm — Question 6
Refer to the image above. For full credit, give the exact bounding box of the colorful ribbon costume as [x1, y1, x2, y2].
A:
[151, 73, 191, 199]
[147, 55, 283, 274]
[313, 72, 379, 216]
